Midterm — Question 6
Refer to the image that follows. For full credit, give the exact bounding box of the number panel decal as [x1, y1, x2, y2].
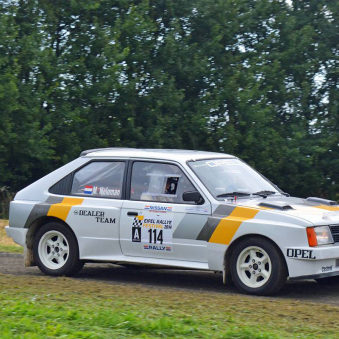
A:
[131, 211, 173, 252]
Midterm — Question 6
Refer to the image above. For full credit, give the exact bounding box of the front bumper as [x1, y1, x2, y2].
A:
[286, 245, 339, 279]
[290, 270, 339, 280]
[5, 226, 27, 247]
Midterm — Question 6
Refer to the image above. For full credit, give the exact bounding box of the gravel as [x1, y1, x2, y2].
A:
[1, 252, 339, 305]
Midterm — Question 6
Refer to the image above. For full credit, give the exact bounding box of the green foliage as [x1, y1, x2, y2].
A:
[0, 0, 338, 198]
[1, 273, 339, 338]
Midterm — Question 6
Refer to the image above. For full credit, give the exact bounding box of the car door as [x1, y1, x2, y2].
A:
[65, 160, 127, 259]
[120, 160, 211, 262]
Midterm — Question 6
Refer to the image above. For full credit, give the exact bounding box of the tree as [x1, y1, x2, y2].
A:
[1, 0, 339, 200]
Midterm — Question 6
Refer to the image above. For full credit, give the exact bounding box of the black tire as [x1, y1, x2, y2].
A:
[33, 222, 84, 276]
[315, 276, 339, 285]
[230, 237, 287, 296]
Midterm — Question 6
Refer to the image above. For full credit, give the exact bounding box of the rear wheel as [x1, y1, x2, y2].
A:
[33, 222, 84, 276]
[230, 237, 287, 295]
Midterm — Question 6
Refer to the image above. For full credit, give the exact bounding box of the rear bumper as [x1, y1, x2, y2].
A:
[5, 226, 27, 247]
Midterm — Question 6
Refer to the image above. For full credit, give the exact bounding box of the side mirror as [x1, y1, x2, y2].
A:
[182, 191, 204, 205]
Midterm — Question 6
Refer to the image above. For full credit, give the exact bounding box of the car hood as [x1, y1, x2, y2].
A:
[223, 195, 339, 226]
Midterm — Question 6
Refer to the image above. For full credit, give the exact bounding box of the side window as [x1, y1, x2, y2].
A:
[71, 162, 125, 198]
[130, 162, 196, 203]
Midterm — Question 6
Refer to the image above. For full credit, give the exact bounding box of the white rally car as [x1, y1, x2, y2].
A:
[6, 148, 339, 295]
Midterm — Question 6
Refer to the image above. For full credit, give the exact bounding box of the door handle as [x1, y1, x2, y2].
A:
[127, 211, 138, 216]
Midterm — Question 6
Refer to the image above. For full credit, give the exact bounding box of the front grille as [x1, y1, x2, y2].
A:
[330, 225, 339, 243]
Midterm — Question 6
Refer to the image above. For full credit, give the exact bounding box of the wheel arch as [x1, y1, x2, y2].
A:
[224, 233, 289, 282]
[25, 216, 78, 267]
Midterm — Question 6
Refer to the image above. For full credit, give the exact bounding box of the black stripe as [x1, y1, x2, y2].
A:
[196, 204, 236, 241]
[24, 196, 64, 228]
[196, 217, 221, 241]
[213, 204, 236, 216]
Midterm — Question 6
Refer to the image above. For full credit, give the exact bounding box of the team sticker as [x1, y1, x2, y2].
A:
[73, 209, 116, 224]
[185, 206, 209, 214]
[132, 212, 173, 252]
[144, 205, 173, 213]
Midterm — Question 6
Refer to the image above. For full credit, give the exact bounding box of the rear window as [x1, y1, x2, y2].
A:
[71, 161, 125, 198]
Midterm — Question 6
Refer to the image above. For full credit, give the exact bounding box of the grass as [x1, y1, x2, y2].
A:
[1, 220, 339, 338]
[0, 220, 23, 253]
[1, 273, 339, 339]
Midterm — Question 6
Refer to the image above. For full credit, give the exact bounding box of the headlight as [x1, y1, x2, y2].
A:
[307, 226, 334, 246]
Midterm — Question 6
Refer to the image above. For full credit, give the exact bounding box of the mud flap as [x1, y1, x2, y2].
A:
[24, 245, 35, 267]
[223, 269, 226, 284]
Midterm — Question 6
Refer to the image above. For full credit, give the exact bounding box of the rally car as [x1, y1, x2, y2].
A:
[5, 148, 339, 295]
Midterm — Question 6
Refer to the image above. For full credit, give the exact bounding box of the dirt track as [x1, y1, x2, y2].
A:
[2, 252, 339, 306]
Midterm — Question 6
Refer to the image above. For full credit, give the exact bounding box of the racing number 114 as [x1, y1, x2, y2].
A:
[148, 229, 163, 244]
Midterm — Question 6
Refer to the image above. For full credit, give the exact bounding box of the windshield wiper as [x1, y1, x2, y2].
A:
[216, 192, 251, 198]
[251, 190, 276, 197]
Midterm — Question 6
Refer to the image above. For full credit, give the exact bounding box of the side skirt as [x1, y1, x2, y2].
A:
[81, 255, 209, 270]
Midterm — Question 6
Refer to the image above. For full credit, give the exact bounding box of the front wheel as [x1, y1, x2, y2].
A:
[230, 237, 287, 295]
[33, 222, 84, 276]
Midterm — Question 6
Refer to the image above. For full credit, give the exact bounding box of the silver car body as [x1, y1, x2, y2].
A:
[6, 148, 339, 280]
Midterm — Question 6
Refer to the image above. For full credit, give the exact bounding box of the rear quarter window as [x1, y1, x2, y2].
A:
[71, 161, 125, 198]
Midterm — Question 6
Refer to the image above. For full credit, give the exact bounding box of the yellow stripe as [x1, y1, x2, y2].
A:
[47, 197, 84, 221]
[209, 207, 260, 245]
[313, 205, 339, 211]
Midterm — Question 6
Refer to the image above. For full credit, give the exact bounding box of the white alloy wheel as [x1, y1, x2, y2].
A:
[38, 230, 70, 270]
[236, 246, 272, 288]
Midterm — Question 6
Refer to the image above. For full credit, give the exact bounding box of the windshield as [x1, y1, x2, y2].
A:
[188, 158, 279, 200]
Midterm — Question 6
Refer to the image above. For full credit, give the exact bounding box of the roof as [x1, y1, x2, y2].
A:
[80, 148, 234, 161]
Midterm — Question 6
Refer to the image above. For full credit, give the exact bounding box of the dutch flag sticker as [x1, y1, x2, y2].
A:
[84, 185, 93, 194]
